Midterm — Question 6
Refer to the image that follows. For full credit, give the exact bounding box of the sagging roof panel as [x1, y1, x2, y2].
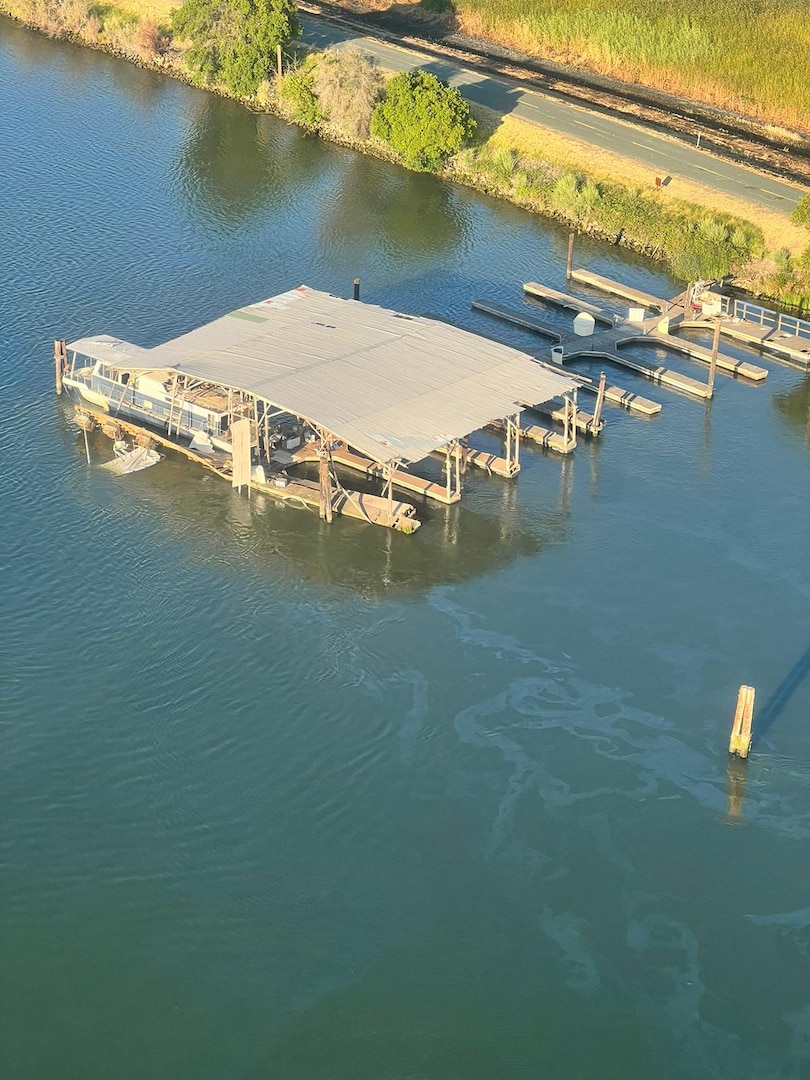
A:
[70, 286, 577, 465]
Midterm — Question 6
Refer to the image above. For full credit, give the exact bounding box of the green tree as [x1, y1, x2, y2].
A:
[172, 0, 301, 97]
[370, 70, 475, 172]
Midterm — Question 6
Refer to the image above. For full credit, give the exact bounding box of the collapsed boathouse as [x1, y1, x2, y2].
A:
[57, 285, 579, 532]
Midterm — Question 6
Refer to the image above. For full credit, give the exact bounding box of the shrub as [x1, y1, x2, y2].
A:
[102, 10, 139, 52]
[370, 70, 475, 171]
[172, 0, 301, 96]
[311, 47, 383, 141]
[792, 193, 810, 230]
[134, 19, 168, 59]
[279, 56, 324, 128]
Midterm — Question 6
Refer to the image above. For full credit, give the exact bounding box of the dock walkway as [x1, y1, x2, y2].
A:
[520, 274, 770, 398]
[569, 269, 665, 312]
[472, 299, 662, 416]
[293, 441, 463, 503]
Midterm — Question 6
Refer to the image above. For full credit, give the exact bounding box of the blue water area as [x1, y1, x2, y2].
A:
[1, 16, 809, 1079]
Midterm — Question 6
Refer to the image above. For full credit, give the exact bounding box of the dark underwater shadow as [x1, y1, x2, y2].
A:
[66, 420, 573, 598]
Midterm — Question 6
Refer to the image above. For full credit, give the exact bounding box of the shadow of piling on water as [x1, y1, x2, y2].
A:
[752, 644, 810, 746]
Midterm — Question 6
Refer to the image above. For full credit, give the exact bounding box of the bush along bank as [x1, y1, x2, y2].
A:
[3, 0, 809, 309]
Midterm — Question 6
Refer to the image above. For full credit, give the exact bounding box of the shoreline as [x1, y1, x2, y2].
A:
[2, 5, 807, 312]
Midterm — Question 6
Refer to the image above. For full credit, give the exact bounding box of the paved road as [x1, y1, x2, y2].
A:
[301, 16, 806, 214]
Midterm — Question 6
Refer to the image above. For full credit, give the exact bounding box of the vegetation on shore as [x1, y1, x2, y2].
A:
[3, 0, 809, 308]
[417, 0, 810, 133]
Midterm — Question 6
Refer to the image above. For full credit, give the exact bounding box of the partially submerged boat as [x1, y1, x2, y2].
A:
[62, 336, 234, 450]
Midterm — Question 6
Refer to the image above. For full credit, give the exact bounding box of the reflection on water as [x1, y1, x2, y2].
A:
[316, 157, 470, 264]
[726, 757, 748, 820]
[67, 420, 576, 595]
[171, 100, 325, 231]
[773, 375, 810, 443]
[5, 17, 810, 1080]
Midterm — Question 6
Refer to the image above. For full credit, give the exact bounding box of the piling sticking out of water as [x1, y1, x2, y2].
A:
[729, 684, 755, 758]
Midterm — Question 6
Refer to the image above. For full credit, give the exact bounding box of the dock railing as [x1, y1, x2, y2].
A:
[719, 296, 810, 341]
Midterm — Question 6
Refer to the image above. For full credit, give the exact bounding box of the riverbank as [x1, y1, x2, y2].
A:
[3, 0, 808, 310]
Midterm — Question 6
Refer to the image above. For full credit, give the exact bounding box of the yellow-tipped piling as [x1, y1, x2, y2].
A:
[729, 684, 755, 758]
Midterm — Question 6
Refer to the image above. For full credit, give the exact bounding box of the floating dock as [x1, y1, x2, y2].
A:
[472, 298, 662, 417]
[523, 282, 614, 324]
[293, 440, 463, 503]
[643, 331, 768, 381]
[685, 295, 810, 370]
[520, 273, 769, 400]
[609, 347, 712, 399]
[570, 269, 665, 312]
[489, 418, 575, 455]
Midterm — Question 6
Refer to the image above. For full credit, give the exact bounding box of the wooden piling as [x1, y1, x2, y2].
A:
[708, 318, 721, 396]
[591, 371, 606, 434]
[729, 684, 755, 758]
[566, 233, 575, 281]
[54, 339, 66, 395]
[318, 442, 333, 523]
[353, 278, 361, 301]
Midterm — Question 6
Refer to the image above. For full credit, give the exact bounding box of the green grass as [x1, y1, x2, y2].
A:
[430, 0, 810, 131]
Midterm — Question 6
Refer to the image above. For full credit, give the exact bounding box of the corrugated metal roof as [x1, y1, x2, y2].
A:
[66, 335, 153, 367]
[70, 287, 577, 465]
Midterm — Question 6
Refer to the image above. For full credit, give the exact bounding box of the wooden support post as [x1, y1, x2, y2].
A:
[512, 413, 520, 469]
[563, 393, 577, 451]
[353, 278, 361, 301]
[708, 317, 721, 397]
[454, 442, 461, 494]
[386, 463, 393, 521]
[54, 340, 66, 395]
[591, 371, 606, 434]
[276, 43, 282, 78]
[729, 684, 755, 758]
[504, 420, 511, 472]
[566, 233, 575, 280]
[318, 442, 333, 523]
[445, 447, 452, 500]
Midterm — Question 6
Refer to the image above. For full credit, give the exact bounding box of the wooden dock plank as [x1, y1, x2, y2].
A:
[569, 269, 665, 311]
[471, 298, 662, 416]
[472, 298, 562, 341]
[646, 331, 768, 381]
[74, 407, 421, 531]
[603, 385, 660, 415]
[293, 442, 461, 504]
[460, 446, 521, 477]
[535, 402, 599, 435]
[488, 419, 573, 455]
[564, 348, 711, 399]
[685, 318, 810, 368]
[523, 282, 614, 324]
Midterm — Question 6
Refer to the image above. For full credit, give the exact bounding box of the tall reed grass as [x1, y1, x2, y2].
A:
[441, 0, 810, 131]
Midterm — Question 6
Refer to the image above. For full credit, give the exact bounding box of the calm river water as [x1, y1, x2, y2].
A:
[2, 17, 809, 1079]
